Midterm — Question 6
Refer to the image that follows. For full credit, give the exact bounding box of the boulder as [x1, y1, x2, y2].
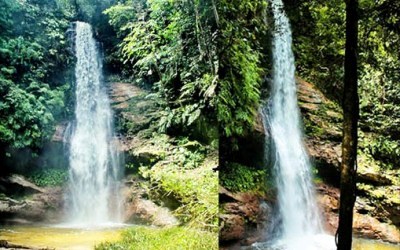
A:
[219, 214, 245, 241]
[219, 187, 268, 244]
[0, 175, 63, 224]
[353, 213, 400, 243]
[125, 198, 179, 227]
[0, 175, 44, 196]
[122, 179, 178, 227]
[316, 183, 400, 244]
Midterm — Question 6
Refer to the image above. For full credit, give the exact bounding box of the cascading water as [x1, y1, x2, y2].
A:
[65, 21, 122, 227]
[256, 1, 335, 249]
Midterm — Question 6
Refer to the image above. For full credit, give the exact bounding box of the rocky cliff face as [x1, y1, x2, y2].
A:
[110, 81, 218, 230]
[219, 78, 400, 247]
[298, 78, 400, 242]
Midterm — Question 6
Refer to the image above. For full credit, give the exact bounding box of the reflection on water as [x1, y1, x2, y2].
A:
[0, 225, 125, 250]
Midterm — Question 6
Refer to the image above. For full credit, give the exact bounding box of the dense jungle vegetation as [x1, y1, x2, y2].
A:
[290, 0, 400, 154]
[4, 0, 397, 169]
[0, 0, 399, 248]
[0, 0, 72, 154]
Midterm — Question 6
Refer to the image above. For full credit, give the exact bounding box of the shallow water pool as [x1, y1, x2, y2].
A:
[0, 225, 125, 250]
[1, 226, 399, 250]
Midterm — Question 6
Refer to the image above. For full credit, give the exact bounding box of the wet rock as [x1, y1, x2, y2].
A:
[0, 197, 27, 214]
[51, 123, 68, 142]
[110, 82, 144, 110]
[306, 139, 341, 185]
[123, 179, 178, 227]
[353, 213, 400, 243]
[110, 82, 155, 136]
[125, 198, 179, 227]
[306, 139, 342, 169]
[219, 187, 268, 244]
[220, 214, 245, 241]
[316, 183, 400, 244]
[0, 175, 63, 224]
[316, 183, 340, 234]
[0, 175, 44, 196]
[297, 77, 326, 105]
[122, 136, 167, 165]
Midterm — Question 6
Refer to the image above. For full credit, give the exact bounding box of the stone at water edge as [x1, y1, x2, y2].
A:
[316, 183, 400, 244]
[219, 187, 269, 244]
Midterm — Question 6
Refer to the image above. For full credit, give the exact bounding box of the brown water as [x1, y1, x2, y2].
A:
[0, 225, 124, 250]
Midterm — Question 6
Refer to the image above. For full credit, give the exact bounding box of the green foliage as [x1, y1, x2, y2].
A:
[96, 226, 218, 250]
[357, 0, 400, 141]
[105, 0, 270, 137]
[103, 2, 141, 38]
[216, 0, 268, 137]
[28, 168, 68, 187]
[105, 0, 218, 133]
[360, 133, 399, 169]
[289, 0, 400, 169]
[220, 162, 267, 193]
[135, 135, 218, 231]
[0, 83, 67, 148]
[0, 0, 73, 154]
[140, 162, 218, 231]
[288, 0, 345, 100]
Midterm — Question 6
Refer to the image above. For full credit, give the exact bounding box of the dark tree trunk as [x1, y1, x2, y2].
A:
[337, 0, 359, 249]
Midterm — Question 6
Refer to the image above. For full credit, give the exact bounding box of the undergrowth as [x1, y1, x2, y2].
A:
[27, 168, 68, 187]
[220, 162, 268, 193]
[140, 153, 218, 231]
[95, 226, 217, 250]
[127, 133, 218, 232]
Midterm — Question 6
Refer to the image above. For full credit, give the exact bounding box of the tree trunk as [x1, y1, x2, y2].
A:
[337, 0, 359, 249]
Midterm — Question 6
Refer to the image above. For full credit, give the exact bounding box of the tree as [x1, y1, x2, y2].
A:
[105, 0, 218, 133]
[216, 0, 267, 138]
[336, 0, 359, 249]
[0, 0, 72, 157]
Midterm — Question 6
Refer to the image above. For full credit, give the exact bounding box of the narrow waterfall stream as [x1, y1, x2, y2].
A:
[257, 1, 335, 249]
[268, 0, 323, 239]
[65, 21, 122, 226]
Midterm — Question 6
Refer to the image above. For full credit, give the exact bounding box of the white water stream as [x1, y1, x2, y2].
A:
[258, 1, 335, 249]
[65, 21, 122, 227]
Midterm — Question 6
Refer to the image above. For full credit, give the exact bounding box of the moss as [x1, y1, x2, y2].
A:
[303, 117, 326, 137]
[301, 95, 343, 140]
[131, 135, 218, 232]
[27, 168, 68, 187]
[140, 159, 218, 231]
[220, 162, 269, 193]
[357, 183, 400, 208]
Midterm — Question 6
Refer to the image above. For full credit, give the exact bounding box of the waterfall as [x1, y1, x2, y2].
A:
[65, 21, 122, 227]
[258, 0, 335, 249]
